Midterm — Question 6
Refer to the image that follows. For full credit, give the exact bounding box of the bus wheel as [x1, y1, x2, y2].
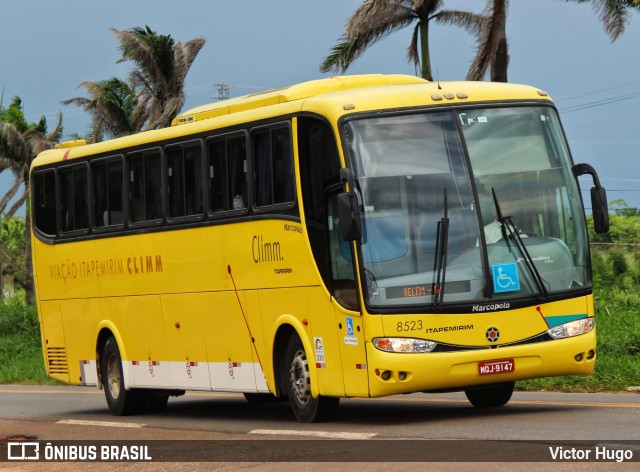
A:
[101, 336, 145, 416]
[465, 382, 515, 408]
[284, 335, 339, 422]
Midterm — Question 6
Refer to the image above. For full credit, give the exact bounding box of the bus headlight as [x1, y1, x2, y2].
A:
[373, 337, 437, 353]
[547, 318, 594, 340]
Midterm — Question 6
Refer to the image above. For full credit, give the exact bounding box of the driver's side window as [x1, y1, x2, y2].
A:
[327, 193, 358, 310]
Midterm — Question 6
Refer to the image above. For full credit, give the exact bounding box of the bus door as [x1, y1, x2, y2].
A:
[327, 193, 369, 396]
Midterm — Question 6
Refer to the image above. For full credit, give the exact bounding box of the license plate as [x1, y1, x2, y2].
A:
[478, 358, 515, 376]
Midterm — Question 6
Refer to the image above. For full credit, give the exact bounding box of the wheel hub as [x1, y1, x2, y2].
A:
[106, 354, 121, 399]
[289, 349, 311, 405]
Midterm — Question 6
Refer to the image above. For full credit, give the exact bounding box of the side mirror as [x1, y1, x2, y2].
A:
[591, 187, 609, 234]
[337, 192, 362, 241]
[573, 163, 609, 234]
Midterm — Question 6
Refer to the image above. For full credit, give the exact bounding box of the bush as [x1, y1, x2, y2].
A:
[0, 299, 39, 339]
[608, 250, 628, 277]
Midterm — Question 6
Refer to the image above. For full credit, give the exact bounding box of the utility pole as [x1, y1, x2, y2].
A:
[213, 83, 230, 101]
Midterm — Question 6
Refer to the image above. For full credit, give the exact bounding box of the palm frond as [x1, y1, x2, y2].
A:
[593, 0, 629, 41]
[407, 22, 421, 69]
[466, 0, 507, 81]
[4, 189, 27, 219]
[0, 173, 23, 215]
[321, 7, 415, 73]
[181, 38, 206, 78]
[433, 10, 485, 36]
[320, 37, 360, 73]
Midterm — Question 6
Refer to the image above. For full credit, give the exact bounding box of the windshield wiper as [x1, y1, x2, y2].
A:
[433, 189, 449, 306]
[492, 189, 549, 298]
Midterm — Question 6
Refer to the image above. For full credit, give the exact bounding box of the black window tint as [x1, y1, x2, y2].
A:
[207, 139, 227, 211]
[253, 125, 294, 208]
[298, 117, 341, 287]
[207, 134, 247, 213]
[184, 145, 203, 216]
[33, 171, 56, 236]
[253, 130, 271, 207]
[272, 127, 294, 203]
[59, 165, 89, 232]
[228, 136, 247, 210]
[298, 117, 341, 222]
[93, 158, 123, 228]
[129, 150, 162, 223]
[168, 144, 203, 219]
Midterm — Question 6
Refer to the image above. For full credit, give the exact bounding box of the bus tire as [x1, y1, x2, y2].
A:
[465, 382, 515, 408]
[284, 335, 339, 422]
[100, 336, 146, 416]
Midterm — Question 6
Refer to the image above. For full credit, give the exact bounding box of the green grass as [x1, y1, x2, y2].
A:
[0, 299, 56, 385]
[518, 284, 640, 392]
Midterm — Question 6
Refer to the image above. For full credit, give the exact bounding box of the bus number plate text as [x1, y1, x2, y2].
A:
[478, 358, 515, 376]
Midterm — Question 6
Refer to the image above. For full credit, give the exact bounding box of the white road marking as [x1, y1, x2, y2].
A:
[57, 419, 146, 428]
[249, 429, 377, 439]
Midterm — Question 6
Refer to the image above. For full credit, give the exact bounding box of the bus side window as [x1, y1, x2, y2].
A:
[298, 116, 342, 292]
[167, 143, 203, 219]
[207, 134, 247, 213]
[227, 136, 247, 210]
[129, 150, 162, 223]
[327, 193, 359, 310]
[252, 125, 294, 209]
[33, 171, 57, 237]
[59, 164, 89, 233]
[92, 157, 123, 228]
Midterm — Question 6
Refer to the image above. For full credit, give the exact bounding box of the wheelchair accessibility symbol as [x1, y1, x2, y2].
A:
[492, 263, 521, 293]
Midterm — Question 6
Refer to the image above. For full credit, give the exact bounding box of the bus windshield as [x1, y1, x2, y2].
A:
[343, 106, 589, 309]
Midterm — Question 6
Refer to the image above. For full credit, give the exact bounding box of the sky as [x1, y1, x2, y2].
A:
[2, 0, 640, 215]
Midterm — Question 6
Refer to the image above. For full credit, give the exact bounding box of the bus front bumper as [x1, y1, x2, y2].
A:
[366, 330, 596, 397]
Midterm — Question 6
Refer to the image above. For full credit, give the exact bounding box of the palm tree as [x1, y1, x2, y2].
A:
[110, 26, 206, 130]
[323, 1, 640, 84]
[0, 96, 62, 303]
[458, 0, 639, 82]
[436, 0, 508, 82]
[62, 77, 144, 140]
[320, 1, 449, 81]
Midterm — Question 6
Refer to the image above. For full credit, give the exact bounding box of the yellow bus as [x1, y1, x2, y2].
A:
[31, 74, 609, 422]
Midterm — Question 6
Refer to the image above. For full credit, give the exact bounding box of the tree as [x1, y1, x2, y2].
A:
[0, 96, 62, 303]
[321, 1, 453, 81]
[1, 216, 26, 293]
[461, 0, 640, 82]
[62, 77, 144, 141]
[110, 26, 206, 130]
[323, 1, 640, 84]
[465, 0, 508, 82]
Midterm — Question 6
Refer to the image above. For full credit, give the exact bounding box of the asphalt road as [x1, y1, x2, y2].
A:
[0, 385, 638, 471]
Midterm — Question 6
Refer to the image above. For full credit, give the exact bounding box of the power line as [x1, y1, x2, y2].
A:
[557, 79, 640, 102]
[561, 90, 640, 113]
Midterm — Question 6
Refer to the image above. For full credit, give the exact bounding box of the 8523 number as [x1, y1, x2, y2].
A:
[396, 320, 423, 332]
